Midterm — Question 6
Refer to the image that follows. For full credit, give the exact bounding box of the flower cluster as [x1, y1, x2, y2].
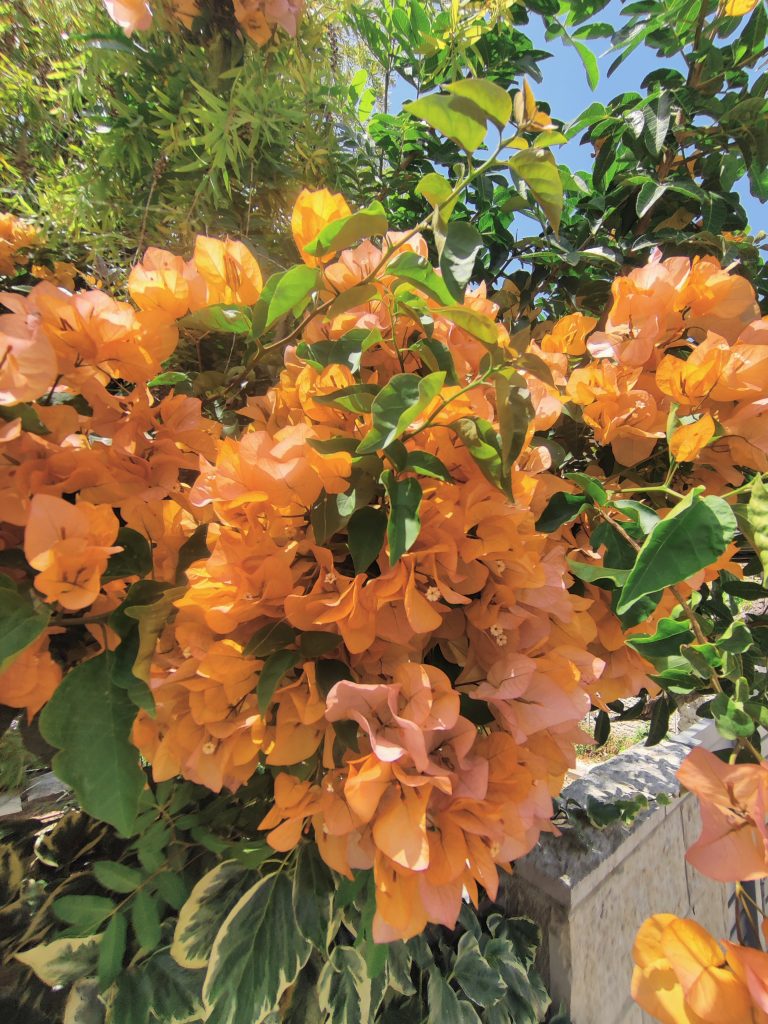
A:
[0, 214, 39, 277]
[2, 188, 767, 943]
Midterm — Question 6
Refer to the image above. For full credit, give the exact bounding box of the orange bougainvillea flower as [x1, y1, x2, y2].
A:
[0, 632, 61, 719]
[24, 494, 121, 610]
[669, 414, 716, 463]
[677, 748, 768, 882]
[0, 313, 57, 405]
[540, 312, 597, 356]
[291, 188, 352, 266]
[128, 247, 190, 319]
[102, 0, 153, 34]
[632, 915, 765, 1024]
[0, 213, 39, 276]
[186, 236, 263, 311]
[233, 0, 305, 45]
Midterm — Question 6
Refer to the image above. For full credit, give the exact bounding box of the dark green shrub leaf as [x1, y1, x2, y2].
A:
[382, 471, 422, 564]
[357, 372, 445, 453]
[97, 911, 127, 990]
[171, 860, 252, 969]
[257, 650, 300, 713]
[440, 222, 484, 301]
[347, 506, 387, 574]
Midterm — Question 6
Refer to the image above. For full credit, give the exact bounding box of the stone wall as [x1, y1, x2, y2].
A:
[499, 722, 733, 1024]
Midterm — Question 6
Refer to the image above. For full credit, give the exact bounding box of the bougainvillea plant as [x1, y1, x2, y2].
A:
[0, 33, 767, 1024]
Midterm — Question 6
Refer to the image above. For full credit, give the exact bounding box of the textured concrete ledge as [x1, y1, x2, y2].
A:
[499, 721, 731, 1024]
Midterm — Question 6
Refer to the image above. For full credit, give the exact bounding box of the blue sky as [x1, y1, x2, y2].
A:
[388, 2, 765, 231]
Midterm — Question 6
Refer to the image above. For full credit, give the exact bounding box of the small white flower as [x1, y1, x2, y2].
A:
[494, 559, 506, 574]
[425, 585, 441, 603]
[202, 741, 216, 755]
[324, 571, 337, 585]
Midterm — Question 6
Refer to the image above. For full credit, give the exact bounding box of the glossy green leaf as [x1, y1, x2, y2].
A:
[495, 370, 533, 480]
[440, 222, 484, 301]
[258, 650, 300, 713]
[357, 372, 445, 453]
[40, 652, 144, 835]
[536, 492, 590, 533]
[347, 506, 387, 574]
[179, 305, 251, 334]
[405, 451, 454, 482]
[244, 621, 297, 658]
[405, 94, 488, 152]
[452, 932, 507, 1006]
[388, 251, 455, 305]
[451, 418, 503, 492]
[436, 306, 499, 347]
[313, 384, 379, 413]
[617, 490, 737, 613]
[264, 265, 321, 329]
[382, 471, 422, 564]
[508, 149, 563, 234]
[304, 202, 388, 257]
[444, 79, 512, 128]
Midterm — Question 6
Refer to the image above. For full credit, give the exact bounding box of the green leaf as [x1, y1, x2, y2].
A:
[388, 251, 455, 305]
[451, 418, 503, 492]
[573, 39, 599, 89]
[405, 94, 488, 152]
[452, 933, 506, 1006]
[244, 621, 297, 658]
[508, 149, 563, 234]
[616, 491, 737, 613]
[202, 872, 311, 1024]
[626, 618, 694, 658]
[440, 222, 484, 301]
[297, 329, 380, 374]
[299, 631, 341, 657]
[436, 306, 500, 347]
[171, 860, 252, 970]
[646, 695, 672, 746]
[566, 472, 608, 505]
[567, 560, 630, 586]
[405, 451, 454, 482]
[357, 372, 445, 453]
[711, 693, 756, 740]
[265, 266, 321, 329]
[111, 967, 152, 1024]
[40, 653, 144, 835]
[313, 384, 379, 413]
[148, 371, 189, 388]
[444, 79, 512, 128]
[53, 895, 116, 930]
[636, 181, 668, 218]
[347, 506, 387, 574]
[746, 475, 768, 584]
[258, 650, 300, 713]
[304, 202, 388, 257]
[104, 527, 153, 581]
[156, 871, 189, 910]
[381, 471, 422, 565]
[327, 283, 380, 317]
[0, 585, 50, 672]
[495, 370, 533, 480]
[318, 945, 372, 1024]
[131, 890, 161, 952]
[64, 978, 106, 1024]
[293, 844, 334, 951]
[535, 492, 590, 533]
[179, 305, 251, 334]
[98, 911, 128, 990]
[93, 861, 143, 894]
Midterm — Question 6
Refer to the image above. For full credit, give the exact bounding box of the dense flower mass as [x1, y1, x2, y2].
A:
[1, 190, 768, 942]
